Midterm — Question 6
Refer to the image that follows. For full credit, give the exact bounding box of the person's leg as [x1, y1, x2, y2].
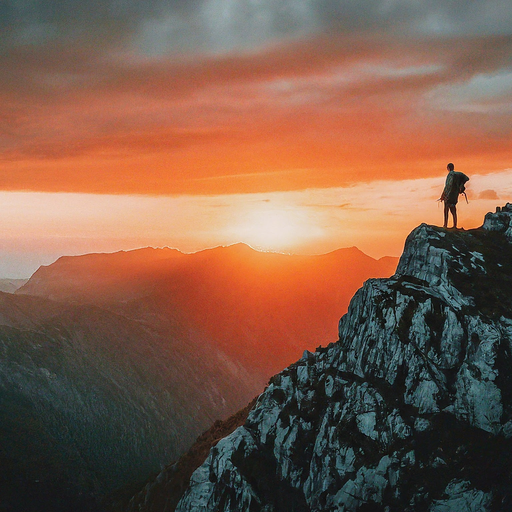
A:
[450, 205, 457, 228]
[443, 202, 449, 228]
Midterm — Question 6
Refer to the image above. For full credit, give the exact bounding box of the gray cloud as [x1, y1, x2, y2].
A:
[119, 0, 512, 55]
[2, 0, 512, 56]
[0, 0, 203, 49]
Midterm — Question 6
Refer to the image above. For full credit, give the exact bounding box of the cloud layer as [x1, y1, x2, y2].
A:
[1, 1, 512, 194]
[3, 0, 512, 52]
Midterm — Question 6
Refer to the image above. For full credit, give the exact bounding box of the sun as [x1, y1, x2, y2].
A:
[228, 206, 322, 252]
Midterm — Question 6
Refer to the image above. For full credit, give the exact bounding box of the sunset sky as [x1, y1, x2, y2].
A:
[1, 0, 512, 277]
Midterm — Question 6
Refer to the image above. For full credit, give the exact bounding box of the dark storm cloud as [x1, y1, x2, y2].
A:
[0, 0, 202, 29]
[124, 0, 512, 55]
[0, 0, 205, 51]
[316, 0, 512, 34]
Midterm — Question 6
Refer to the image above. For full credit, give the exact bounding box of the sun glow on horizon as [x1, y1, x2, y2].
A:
[226, 206, 324, 252]
[1, 168, 511, 277]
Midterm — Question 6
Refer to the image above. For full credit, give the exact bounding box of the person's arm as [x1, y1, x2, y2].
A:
[439, 175, 451, 201]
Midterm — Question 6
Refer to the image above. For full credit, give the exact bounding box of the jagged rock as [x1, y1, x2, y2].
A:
[483, 202, 512, 241]
[174, 207, 512, 512]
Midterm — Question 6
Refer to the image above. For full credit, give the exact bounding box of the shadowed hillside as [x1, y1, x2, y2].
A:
[0, 291, 260, 511]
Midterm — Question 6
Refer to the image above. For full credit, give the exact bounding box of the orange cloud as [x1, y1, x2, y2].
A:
[1, 34, 511, 195]
[478, 189, 499, 200]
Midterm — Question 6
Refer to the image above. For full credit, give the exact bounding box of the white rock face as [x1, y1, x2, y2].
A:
[176, 207, 512, 512]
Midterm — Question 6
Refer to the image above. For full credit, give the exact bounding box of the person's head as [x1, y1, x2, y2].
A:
[447, 162, 454, 171]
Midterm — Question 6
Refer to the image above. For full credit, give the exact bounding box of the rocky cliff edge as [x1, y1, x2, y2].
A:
[163, 205, 512, 511]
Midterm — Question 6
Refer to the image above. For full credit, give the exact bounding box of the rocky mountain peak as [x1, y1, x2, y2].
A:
[483, 203, 512, 239]
[397, 203, 512, 294]
[170, 205, 512, 512]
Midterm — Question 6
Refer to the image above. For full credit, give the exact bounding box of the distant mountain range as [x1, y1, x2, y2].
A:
[0, 278, 28, 293]
[17, 244, 398, 375]
[1, 244, 397, 510]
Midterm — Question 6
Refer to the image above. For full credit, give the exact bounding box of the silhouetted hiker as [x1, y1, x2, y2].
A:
[439, 163, 469, 229]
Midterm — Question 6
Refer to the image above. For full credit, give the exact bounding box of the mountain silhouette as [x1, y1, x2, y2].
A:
[0, 278, 27, 293]
[17, 244, 397, 376]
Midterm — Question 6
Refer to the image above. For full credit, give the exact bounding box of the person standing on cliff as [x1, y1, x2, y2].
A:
[439, 163, 469, 229]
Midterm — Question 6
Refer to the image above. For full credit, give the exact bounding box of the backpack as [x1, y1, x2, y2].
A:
[457, 173, 470, 202]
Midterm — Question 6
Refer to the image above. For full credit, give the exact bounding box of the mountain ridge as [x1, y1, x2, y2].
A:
[16, 243, 389, 304]
[16, 243, 398, 376]
[0, 278, 28, 293]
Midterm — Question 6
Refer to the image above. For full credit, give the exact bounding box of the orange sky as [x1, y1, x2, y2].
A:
[1, 3, 512, 276]
[1, 169, 510, 277]
[2, 35, 512, 195]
